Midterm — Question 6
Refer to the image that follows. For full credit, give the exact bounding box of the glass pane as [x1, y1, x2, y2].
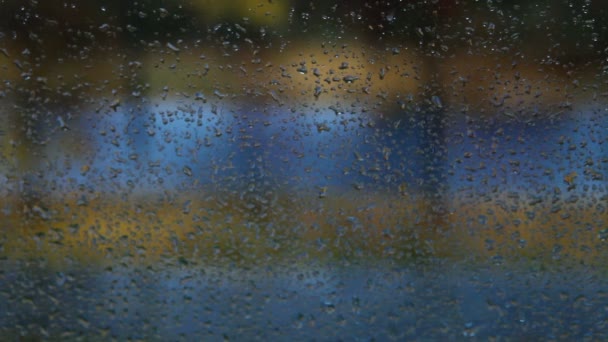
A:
[1, 0, 607, 339]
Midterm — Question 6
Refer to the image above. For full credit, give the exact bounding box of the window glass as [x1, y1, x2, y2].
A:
[1, 0, 607, 339]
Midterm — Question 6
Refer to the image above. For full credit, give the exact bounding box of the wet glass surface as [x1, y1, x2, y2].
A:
[1, 0, 607, 340]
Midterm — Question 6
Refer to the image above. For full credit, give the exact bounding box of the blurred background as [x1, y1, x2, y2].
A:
[1, 0, 608, 340]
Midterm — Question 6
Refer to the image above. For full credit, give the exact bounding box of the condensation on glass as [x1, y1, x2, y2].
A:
[0, 1, 607, 340]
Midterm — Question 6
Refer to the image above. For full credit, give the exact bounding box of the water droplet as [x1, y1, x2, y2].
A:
[321, 301, 335, 314]
[57, 116, 69, 131]
[296, 64, 308, 74]
[195, 92, 206, 102]
[166, 42, 180, 52]
[318, 186, 327, 199]
[55, 272, 66, 286]
[182, 200, 191, 214]
[431, 95, 443, 108]
[159, 8, 169, 18]
[342, 75, 359, 83]
[314, 86, 322, 99]
[77, 317, 90, 329]
[80, 164, 90, 175]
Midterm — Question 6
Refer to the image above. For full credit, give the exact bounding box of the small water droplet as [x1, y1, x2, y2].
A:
[166, 42, 180, 52]
[431, 95, 443, 108]
[342, 75, 359, 83]
[318, 186, 327, 199]
[55, 272, 66, 286]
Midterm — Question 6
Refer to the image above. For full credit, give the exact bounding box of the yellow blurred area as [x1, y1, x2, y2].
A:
[2, 191, 606, 269]
[0, 40, 124, 98]
[190, 0, 290, 26]
[0, 53, 19, 84]
[141, 48, 233, 98]
[255, 41, 425, 110]
[438, 52, 594, 117]
[3, 192, 436, 268]
[1, 37, 589, 118]
[140, 40, 426, 115]
[446, 194, 608, 263]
